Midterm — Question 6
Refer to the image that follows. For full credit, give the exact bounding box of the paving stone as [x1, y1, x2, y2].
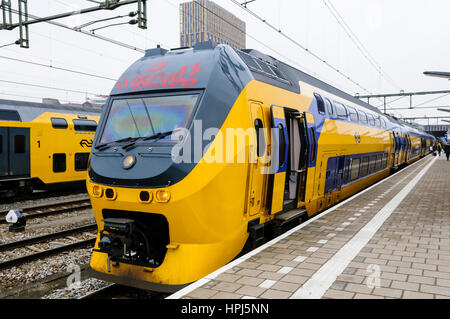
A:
[372, 287, 403, 299]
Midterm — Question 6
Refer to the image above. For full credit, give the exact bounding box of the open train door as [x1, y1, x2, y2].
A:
[269, 105, 289, 214]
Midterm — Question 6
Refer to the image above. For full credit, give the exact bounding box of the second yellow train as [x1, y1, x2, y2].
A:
[0, 99, 100, 196]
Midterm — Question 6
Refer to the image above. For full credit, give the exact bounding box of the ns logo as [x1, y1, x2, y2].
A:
[80, 139, 93, 148]
[354, 133, 361, 144]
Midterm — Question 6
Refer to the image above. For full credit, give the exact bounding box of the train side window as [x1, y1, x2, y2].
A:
[53, 153, 66, 173]
[335, 102, 348, 119]
[51, 118, 68, 129]
[254, 119, 265, 157]
[310, 127, 316, 162]
[325, 98, 333, 115]
[381, 118, 387, 128]
[343, 159, 351, 184]
[375, 117, 381, 128]
[348, 106, 359, 122]
[361, 156, 369, 177]
[383, 153, 388, 168]
[376, 154, 383, 170]
[0, 109, 21, 122]
[278, 124, 286, 168]
[367, 114, 375, 126]
[14, 135, 25, 153]
[73, 119, 97, 132]
[75, 153, 90, 171]
[350, 158, 361, 181]
[314, 94, 326, 115]
[358, 111, 368, 124]
[369, 155, 377, 173]
[0, 135, 2, 153]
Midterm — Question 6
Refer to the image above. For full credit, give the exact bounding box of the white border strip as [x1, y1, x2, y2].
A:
[291, 156, 437, 299]
[167, 156, 433, 299]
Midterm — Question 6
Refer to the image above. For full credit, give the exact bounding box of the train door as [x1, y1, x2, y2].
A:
[268, 106, 309, 215]
[324, 156, 337, 207]
[0, 127, 8, 176]
[8, 127, 30, 177]
[335, 155, 345, 201]
[406, 135, 412, 163]
[269, 105, 289, 214]
[248, 102, 267, 216]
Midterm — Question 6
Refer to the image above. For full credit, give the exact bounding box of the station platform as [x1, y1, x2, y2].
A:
[168, 154, 450, 299]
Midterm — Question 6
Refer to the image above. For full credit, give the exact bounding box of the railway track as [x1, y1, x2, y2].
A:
[0, 197, 91, 225]
[0, 224, 97, 271]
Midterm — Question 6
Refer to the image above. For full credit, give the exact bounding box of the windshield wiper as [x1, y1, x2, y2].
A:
[94, 137, 138, 150]
[121, 130, 175, 150]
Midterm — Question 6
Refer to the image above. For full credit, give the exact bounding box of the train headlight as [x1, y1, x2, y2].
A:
[139, 191, 153, 203]
[92, 185, 103, 197]
[123, 155, 136, 169]
[155, 190, 171, 203]
[105, 188, 117, 200]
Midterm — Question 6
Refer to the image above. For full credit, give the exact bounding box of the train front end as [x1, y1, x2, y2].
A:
[87, 43, 255, 292]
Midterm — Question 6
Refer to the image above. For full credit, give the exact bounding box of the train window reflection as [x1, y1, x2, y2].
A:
[100, 94, 199, 144]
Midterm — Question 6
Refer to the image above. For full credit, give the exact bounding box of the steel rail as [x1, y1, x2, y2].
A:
[0, 198, 91, 224]
[0, 238, 96, 271]
[0, 223, 97, 252]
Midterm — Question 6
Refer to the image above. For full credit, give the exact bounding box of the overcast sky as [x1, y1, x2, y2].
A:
[0, 0, 449, 125]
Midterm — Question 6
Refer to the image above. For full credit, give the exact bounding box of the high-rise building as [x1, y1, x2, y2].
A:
[180, 0, 246, 49]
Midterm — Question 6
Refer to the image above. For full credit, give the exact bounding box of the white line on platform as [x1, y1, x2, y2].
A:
[290, 156, 437, 299]
[166, 156, 433, 300]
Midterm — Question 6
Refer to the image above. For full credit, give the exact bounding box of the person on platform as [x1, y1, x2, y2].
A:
[437, 143, 442, 156]
[444, 143, 450, 161]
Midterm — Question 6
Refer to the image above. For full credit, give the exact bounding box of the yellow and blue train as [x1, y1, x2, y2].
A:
[87, 42, 435, 292]
[0, 99, 100, 196]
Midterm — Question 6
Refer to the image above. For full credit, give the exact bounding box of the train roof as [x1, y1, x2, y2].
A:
[0, 98, 101, 122]
[235, 46, 433, 138]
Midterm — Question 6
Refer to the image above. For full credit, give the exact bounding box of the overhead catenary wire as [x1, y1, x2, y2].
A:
[0, 79, 107, 96]
[322, 0, 402, 92]
[166, 0, 358, 94]
[0, 55, 117, 81]
[6, 6, 146, 53]
[227, 0, 374, 95]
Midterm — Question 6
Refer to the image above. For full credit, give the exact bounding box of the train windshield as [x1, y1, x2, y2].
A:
[99, 94, 199, 144]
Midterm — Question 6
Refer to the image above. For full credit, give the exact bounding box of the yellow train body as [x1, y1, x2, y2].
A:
[88, 44, 434, 291]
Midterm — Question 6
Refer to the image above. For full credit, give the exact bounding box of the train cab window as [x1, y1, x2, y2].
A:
[350, 158, 361, 181]
[361, 156, 369, 177]
[343, 159, 351, 184]
[325, 98, 333, 115]
[14, 135, 25, 153]
[367, 114, 375, 126]
[335, 102, 348, 119]
[51, 118, 68, 129]
[254, 119, 266, 157]
[75, 153, 90, 171]
[53, 153, 66, 173]
[348, 106, 359, 122]
[0, 109, 21, 121]
[73, 119, 97, 132]
[314, 94, 326, 115]
[369, 155, 377, 173]
[358, 111, 368, 124]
